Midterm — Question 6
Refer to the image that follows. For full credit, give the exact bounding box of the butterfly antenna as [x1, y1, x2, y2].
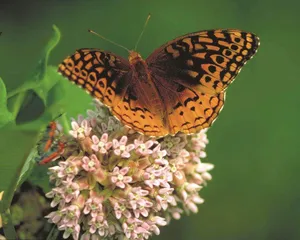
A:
[88, 29, 130, 53]
[134, 14, 151, 51]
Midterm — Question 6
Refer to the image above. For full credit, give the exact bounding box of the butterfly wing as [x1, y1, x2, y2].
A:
[147, 29, 259, 135]
[58, 49, 131, 108]
[58, 49, 168, 136]
[111, 83, 169, 136]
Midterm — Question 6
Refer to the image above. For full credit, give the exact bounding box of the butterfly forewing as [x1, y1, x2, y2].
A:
[147, 29, 259, 93]
[147, 29, 259, 135]
[58, 49, 131, 108]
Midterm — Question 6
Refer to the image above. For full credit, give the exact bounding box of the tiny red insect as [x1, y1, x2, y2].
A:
[36, 118, 65, 165]
[38, 141, 65, 165]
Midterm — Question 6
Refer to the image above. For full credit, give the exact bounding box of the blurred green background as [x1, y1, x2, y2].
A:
[1, 0, 300, 239]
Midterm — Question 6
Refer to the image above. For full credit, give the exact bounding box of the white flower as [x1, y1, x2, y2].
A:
[69, 120, 92, 139]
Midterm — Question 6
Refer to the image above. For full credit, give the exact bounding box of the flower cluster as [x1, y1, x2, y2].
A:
[45, 100, 214, 240]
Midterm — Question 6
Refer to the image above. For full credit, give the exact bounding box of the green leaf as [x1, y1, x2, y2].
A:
[0, 78, 14, 128]
[46, 66, 68, 107]
[0, 127, 38, 213]
[28, 165, 52, 194]
[35, 25, 61, 85]
[14, 66, 68, 130]
[7, 25, 61, 106]
[15, 147, 37, 190]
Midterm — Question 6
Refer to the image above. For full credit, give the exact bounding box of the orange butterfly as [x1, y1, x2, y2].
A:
[58, 25, 259, 137]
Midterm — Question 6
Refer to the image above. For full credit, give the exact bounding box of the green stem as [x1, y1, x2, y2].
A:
[46, 225, 59, 240]
[1, 208, 17, 239]
[7, 86, 27, 99]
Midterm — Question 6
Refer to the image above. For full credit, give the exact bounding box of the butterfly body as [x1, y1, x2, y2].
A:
[129, 51, 165, 116]
[59, 29, 259, 137]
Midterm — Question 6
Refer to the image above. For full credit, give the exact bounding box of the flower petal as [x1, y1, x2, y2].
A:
[101, 133, 108, 142]
[119, 136, 128, 145]
[92, 135, 99, 144]
[71, 121, 79, 130]
[120, 167, 129, 175]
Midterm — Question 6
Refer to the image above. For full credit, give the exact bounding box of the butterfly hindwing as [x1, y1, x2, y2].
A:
[111, 83, 168, 136]
[151, 73, 225, 135]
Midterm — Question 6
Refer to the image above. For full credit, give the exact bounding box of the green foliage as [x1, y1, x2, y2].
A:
[15, 148, 37, 191]
[0, 25, 68, 237]
[6, 25, 63, 125]
[0, 78, 14, 128]
[7, 25, 61, 107]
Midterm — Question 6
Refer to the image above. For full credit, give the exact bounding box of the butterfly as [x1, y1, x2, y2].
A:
[58, 29, 259, 137]
[35, 120, 65, 165]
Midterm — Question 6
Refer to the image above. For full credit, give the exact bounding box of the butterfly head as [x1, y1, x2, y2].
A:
[128, 51, 143, 64]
